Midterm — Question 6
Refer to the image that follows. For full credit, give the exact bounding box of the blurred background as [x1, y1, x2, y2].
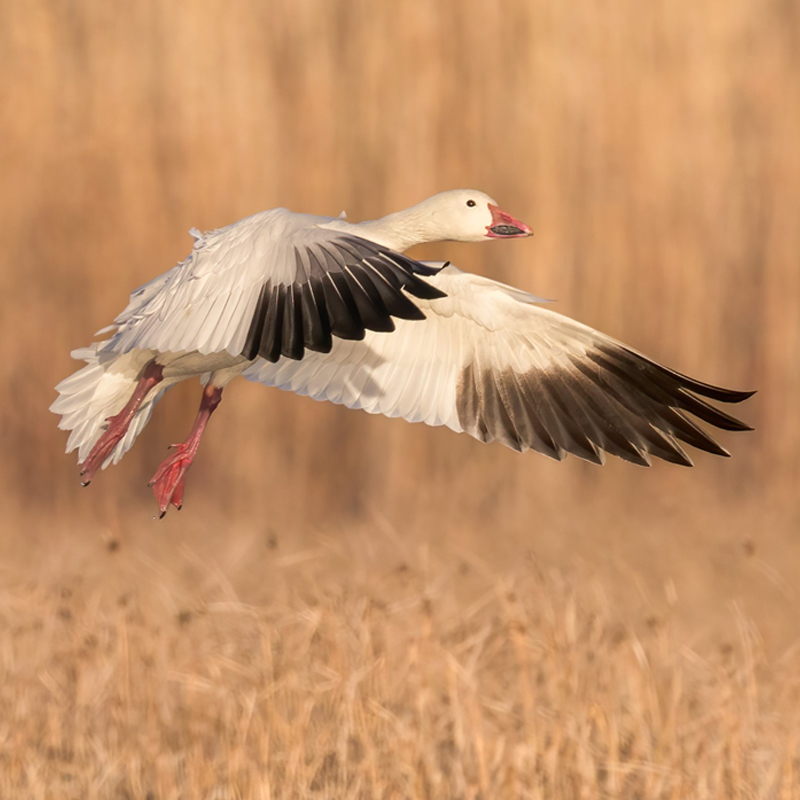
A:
[1, 0, 798, 640]
[3, 2, 800, 793]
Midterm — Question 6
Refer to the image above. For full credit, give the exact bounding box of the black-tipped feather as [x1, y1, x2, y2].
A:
[674, 391, 754, 432]
[538, 372, 606, 464]
[485, 363, 526, 452]
[280, 285, 304, 360]
[347, 265, 392, 321]
[503, 372, 563, 459]
[456, 335, 752, 467]
[242, 283, 271, 361]
[299, 280, 332, 353]
[264, 286, 287, 363]
[568, 354, 729, 458]
[373, 255, 447, 300]
[560, 365, 691, 465]
[242, 235, 445, 362]
[594, 343, 755, 412]
[586, 349, 752, 436]
[365, 262, 428, 320]
[594, 344, 755, 404]
[561, 359, 696, 465]
[322, 273, 364, 340]
[516, 371, 576, 462]
[342, 268, 395, 332]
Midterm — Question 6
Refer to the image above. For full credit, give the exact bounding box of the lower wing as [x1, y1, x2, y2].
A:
[242, 266, 754, 466]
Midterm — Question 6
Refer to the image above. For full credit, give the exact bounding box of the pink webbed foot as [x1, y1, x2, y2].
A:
[147, 383, 223, 518]
[149, 444, 194, 518]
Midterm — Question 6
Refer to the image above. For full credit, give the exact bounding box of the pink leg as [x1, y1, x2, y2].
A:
[149, 384, 223, 518]
[80, 360, 164, 486]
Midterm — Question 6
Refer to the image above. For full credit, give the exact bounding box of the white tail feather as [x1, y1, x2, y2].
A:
[50, 344, 164, 468]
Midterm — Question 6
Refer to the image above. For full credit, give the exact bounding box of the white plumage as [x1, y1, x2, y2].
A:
[51, 189, 753, 515]
[243, 267, 538, 431]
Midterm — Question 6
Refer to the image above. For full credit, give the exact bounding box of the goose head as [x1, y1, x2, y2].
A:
[420, 189, 533, 243]
[351, 189, 533, 252]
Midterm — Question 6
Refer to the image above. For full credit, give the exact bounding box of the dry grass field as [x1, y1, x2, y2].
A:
[2, 0, 800, 796]
[2, 518, 800, 798]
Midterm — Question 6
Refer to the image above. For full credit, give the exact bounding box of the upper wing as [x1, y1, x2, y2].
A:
[99, 209, 444, 360]
[242, 266, 754, 466]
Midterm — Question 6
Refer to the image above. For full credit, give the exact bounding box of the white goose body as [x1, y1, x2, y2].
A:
[51, 190, 753, 515]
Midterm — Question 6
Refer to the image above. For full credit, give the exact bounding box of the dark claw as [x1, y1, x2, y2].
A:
[159, 510, 166, 520]
[81, 480, 91, 487]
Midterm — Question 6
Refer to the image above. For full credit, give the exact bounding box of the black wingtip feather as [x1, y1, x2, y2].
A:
[594, 343, 756, 406]
[557, 363, 694, 466]
[375, 255, 447, 300]
[259, 285, 286, 362]
[241, 234, 447, 362]
[674, 390, 754, 432]
[455, 329, 752, 468]
[341, 268, 395, 332]
[280, 285, 305, 360]
[586, 347, 754, 434]
[242, 282, 271, 361]
[327, 272, 366, 339]
[300, 280, 333, 353]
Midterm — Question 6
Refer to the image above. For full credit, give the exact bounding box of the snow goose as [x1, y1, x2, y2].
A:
[51, 189, 754, 516]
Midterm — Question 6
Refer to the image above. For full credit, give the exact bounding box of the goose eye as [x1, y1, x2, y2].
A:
[466, 199, 476, 208]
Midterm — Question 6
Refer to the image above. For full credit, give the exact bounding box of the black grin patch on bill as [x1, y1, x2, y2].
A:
[489, 225, 526, 236]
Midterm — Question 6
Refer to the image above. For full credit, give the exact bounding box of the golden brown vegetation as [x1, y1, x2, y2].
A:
[3, 523, 800, 798]
[1, 0, 799, 796]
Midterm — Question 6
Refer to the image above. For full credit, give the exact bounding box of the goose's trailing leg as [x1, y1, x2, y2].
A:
[80, 360, 164, 485]
[149, 384, 223, 518]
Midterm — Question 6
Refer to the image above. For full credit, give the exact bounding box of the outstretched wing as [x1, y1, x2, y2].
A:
[99, 209, 444, 361]
[243, 266, 754, 466]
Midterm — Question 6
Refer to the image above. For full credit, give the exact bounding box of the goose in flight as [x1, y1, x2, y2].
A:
[51, 190, 754, 516]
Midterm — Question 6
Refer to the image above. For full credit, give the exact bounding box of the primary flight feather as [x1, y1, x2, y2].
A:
[51, 189, 754, 516]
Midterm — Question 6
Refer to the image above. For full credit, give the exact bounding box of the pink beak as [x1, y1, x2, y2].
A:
[486, 203, 533, 238]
